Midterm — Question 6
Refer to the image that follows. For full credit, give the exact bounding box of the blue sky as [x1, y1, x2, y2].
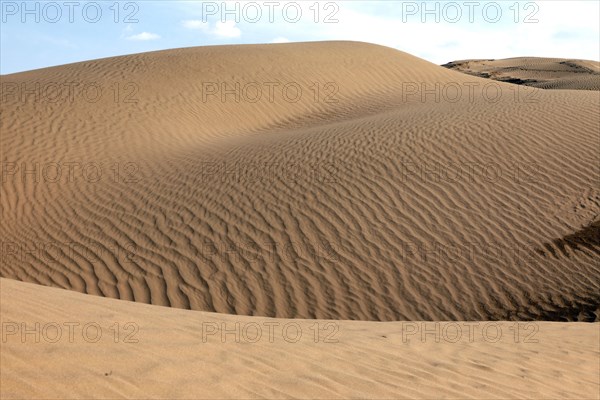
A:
[1, 1, 598, 74]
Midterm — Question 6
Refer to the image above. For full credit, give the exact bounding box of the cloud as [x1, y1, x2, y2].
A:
[127, 32, 161, 41]
[271, 37, 290, 43]
[553, 31, 579, 40]
[284, 1, 599, 63]
[213, 21, 241, 38]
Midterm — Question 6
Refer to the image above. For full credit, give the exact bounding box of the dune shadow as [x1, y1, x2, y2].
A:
[537, 220, 600, 258]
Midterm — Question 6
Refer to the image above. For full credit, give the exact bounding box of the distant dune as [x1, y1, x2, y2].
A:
[1, 41, 599, 321]
[443, 57, 600, 90]
[2, 278, 599, 399]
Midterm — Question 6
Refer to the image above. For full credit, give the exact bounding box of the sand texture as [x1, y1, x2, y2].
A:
[2, 278, 599, 399]
[1, 42, 599, 321]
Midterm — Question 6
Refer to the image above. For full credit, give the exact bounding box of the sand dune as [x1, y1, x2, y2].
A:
[443, 57, 600, 90]
[2, 278, 599, 399]
[1, 41, 599, 321]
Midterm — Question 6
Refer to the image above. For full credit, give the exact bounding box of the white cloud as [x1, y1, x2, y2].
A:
[213, 21, 242, 38]
[127, 32, 161, 41]
[271, 37, 290, 43]
[289, 1, 600, 63]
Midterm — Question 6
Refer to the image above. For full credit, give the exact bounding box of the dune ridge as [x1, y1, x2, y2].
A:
[1, 41, 599, 321]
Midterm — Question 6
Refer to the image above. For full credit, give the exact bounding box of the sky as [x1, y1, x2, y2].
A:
[1, 0, 599, 74]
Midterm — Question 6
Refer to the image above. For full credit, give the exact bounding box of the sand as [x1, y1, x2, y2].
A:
[2, 278, 599, 399]
[1, 40, 599, 398]
[2, 41, 598, 321]
[443, 57, 600, 90]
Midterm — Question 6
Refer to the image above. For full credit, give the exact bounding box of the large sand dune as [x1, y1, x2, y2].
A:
[443, 57, 600, 90]
[2, 278, 599, 399]
[1, 41, 599, 321]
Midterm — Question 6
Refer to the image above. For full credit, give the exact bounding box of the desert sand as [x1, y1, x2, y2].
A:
[1, 41, 599, 397]
[2, 278, 599, 399]
[443, 57, 600, 90]
[2, 41, 598, 321]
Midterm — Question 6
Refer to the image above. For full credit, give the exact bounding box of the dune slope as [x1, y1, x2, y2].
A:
[1, 42, 599, 320]
[2, 278, 599, 399]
